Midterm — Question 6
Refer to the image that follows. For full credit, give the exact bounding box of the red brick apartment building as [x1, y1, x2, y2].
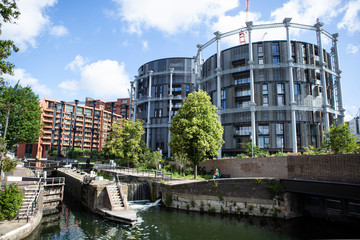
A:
[85, 97, 130, 119]
[17, 98, 123, 159]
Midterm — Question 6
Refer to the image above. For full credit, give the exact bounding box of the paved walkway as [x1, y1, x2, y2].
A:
[101, 168, 202, 185]
[0, 165, 37, 240]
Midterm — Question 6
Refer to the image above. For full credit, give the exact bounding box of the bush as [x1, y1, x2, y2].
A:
[2, 157, 17, 172]
[236, 153, 248, 158]
[303, 145, 324, 155]
[0, 183, 23, 221]
[138, 147, 162, 170]
[272, 151, 288, 157]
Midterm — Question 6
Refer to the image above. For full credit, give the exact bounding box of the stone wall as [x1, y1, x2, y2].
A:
[200, 154, 360, 184]
[156, 179, 298, 219]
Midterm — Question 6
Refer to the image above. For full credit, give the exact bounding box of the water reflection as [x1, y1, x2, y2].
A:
[25, 198, 360, 240]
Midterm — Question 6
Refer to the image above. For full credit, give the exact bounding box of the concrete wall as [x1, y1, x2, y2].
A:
[200, 154, 360, 184]
[156, 178, 298, 219]
[56, 169, 128, 213]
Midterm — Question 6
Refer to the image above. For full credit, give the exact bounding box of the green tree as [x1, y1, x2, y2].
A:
[323, 123, 358, 154]
[67, 147, 83, 159]
[0, 83, 42, 180]
[0, 0, 20, 84]
[0, 83, 43, 148]
[104, 119, 145, 168]
[169, 90, 224, 179]
[138, 146, 162, 170]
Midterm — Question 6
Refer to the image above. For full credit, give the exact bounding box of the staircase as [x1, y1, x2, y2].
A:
[17, 187, 38, 220]
[106, 185, 124, 210]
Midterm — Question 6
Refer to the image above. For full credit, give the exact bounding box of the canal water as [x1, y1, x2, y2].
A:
[24, 197, 359, 240]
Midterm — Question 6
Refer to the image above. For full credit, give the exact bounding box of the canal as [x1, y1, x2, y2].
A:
[23, 195, 360, 240]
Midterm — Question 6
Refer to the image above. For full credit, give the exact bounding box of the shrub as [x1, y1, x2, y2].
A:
[272, 152, 288, 157]
[236, 153, 248, 158]
[165, 193, 173, 206]
[2, 157, 17, 172]
[265, 179, 284, 198]
[0, 184, 23, 221]
[303, 145, 324, 155]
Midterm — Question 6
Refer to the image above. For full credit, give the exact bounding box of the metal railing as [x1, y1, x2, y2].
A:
[25, 178, 43, 222]
[96, 164, 172, 180]
[116, 167, 172, 180]
[41, 177, 65, 186]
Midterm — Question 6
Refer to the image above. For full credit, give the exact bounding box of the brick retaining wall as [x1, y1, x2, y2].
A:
[199, 154, 360, 184]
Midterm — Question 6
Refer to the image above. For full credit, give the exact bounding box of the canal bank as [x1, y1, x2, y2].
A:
[23, 196, 360, 240]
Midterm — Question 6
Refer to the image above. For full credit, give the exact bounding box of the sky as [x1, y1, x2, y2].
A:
[1, 0, 360, 121]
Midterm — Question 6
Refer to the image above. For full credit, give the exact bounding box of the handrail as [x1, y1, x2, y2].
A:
[115, 175, 128, 208]
[105, 186, 116, 210]
[41, 177, 65, 186]
[25, 177, 42, 222]
[116, 167, 172, 180]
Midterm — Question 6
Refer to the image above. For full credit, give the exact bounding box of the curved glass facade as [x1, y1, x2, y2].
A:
[132, 20, 343, 157]
[132, 58, 194, 156]
[201, 41, 337, 156]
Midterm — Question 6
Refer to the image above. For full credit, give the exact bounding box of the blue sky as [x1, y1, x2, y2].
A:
[2, 0, 360, 120]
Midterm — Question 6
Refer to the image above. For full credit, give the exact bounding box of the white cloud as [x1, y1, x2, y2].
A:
[4, 68, 52, 96]
[270, 0, 342, 25]
[63, 56, 131, 99]
[50, 25, 69, 37]
[346, 43, 360, 54]
[1, 0, 57, 50]
[338, 0, 360, 34]
[209, 0, 346, 48]
[111, 0, 238, 35]
[58, 80, 79, 91]
[142, 40, 149, 51]
[65, 55, 89, 72]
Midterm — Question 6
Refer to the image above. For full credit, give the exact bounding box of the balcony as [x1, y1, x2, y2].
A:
[235, 90, 251, 97]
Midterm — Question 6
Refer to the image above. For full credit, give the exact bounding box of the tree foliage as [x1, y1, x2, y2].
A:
[169, 90, 224, 179]
[0, 83, 43, 149]
[0, 183, 23, 220]
[323, 123, 358, 154]
[104, 119, 145, 167]
[0, 0, 20, 84]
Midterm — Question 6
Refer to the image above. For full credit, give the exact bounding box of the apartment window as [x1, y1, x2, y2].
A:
[258, 124, 270, 148]
[234, 125, 251, 135]
[155, 85, 163, 98]
[276, 123, 284, 149]
[272, 42, 280, 64]
[221, 89, 226, 109]
[302, 44, 307, 64]
[121, 99, 127, 103]
[258, 44, 264, 64]
[234, 76, 250, 85]
[262, 84, 268, 106]
[294, 83, 301, 102]
[277, 83, 285, 106]
[65, 105, 74, 113]
[185, 85, 190, 96]
[235, 86, 251, 97]
[154, 108, 162, 118]
[291, 42, 296, 62]
[84, 108, 92, 116]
